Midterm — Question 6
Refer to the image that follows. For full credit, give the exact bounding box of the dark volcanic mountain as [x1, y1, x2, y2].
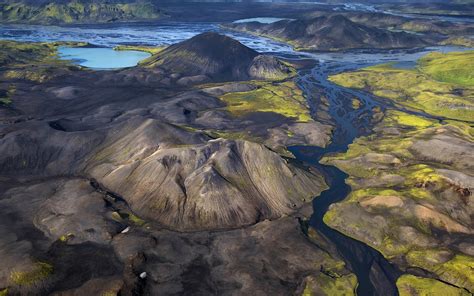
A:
[225, 14, 429, 51]
[142, 32, 292, 81]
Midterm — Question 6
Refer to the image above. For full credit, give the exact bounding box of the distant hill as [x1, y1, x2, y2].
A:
[142, 32, 292, 81]
[0, 1, 163, 24]
[225, 14, 429, 51]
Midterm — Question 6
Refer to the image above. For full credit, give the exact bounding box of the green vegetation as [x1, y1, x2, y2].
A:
[59, 233, 74, 242]
[321, 107, 474, 291]
[114, 45, 166, 55]
[387, 111, 435, 128]
[418, 51, 474, 86]
[220, 80, 312, 122]
[0, 85, 14, 106]
[440, 37, 474, 48]
[0, 40, 57, 66]
[1, 40, 62, 83]
[10, 262, 53, 286]
[302, 273, 357, 296]
[0, 40, 85, 82]
[300, 228, 359, 295]
[399, 21, 432, 33]
[128, 213, 146, 226]
[322, 110, 437, 177]
[111, 211, 123, 223]
[329, 51, 474, 121]
[351, 98, 361, 109]
[0, 289, 8, 296]
[316, 273, 357, 296]
[406, 252, 474, 292]
[397, 275, 470, 296]
[0, 2, 162, 25]
[110, 210, 146, 226]
[390, 2, 474, 17]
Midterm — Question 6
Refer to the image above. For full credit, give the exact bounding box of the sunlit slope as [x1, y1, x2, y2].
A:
[329, 51, 474, 122]
[418, 51, 474, 87]
[326, 51, 474, 293]
[322, 109, 474, 292]
[0, 2, 162, 24]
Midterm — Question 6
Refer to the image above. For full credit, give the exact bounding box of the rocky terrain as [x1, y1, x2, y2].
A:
[1, 2, 472, 293]
[0, 34, 352, 295]
[224, 9, 474, 51]
[322, 51, 474, 293]
[141, 32, 292, 81]
[303, 11, 474, 40]
[329, 51, 474, 121]
[380, 1, 474, 18]
[0, 1, 163, 24]
[224, 14, 429, 51]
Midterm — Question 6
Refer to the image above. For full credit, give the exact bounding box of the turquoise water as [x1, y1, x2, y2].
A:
[58, 47, 151, 69]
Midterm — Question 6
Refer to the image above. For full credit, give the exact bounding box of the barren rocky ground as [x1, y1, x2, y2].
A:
[0, 34, 351, 295]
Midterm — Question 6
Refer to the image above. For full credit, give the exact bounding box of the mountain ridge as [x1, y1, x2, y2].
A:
[225, 14, 429, 51]
[0, 1, 163, 24]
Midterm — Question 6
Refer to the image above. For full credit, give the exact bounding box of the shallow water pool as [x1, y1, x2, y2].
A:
[58, 47, 151, 69]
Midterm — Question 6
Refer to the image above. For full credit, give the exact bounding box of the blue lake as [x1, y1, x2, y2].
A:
[58, 47, 151, 69]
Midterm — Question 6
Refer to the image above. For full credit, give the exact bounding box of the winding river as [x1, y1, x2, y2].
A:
[292, 60, 399, 296]
[1, 20, 472, 296]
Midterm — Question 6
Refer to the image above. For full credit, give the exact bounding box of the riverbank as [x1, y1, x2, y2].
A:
[323, 51, 474, 294]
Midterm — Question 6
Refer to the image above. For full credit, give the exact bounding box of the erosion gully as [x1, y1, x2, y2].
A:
[289, 61, 402, 296]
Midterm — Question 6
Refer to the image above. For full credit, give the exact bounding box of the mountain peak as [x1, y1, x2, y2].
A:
[143, 32, 291, 81]
[173, 32, 258, 59]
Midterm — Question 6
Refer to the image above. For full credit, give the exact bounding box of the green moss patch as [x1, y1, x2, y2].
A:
[406, 252, 474, 292]
[0, 40, 87, 82]
[310, 273, 357, 296]
[10, 262, 53, 286]
[440, 37, 474, 48]
[418, 51, 474, 87]
[114, 45, 166, 55]
[321, 106, 474, 291]
[397, 275, 470, 296]
[329, 51, 474, 122]
[0, 2, 162, 25]
[220, 80, 311, 122]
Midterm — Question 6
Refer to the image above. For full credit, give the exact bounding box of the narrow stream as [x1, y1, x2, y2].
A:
[290, 61, 402, 295]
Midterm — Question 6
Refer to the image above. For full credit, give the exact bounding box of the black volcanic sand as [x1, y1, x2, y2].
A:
[0, 35, 351, 295]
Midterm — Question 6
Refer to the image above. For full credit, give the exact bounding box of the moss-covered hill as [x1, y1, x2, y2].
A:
[329, 51, 474, 122]
[0, 1, 163, 24]
[0, 40, 88, 85]
[323, 51, 474, 293]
